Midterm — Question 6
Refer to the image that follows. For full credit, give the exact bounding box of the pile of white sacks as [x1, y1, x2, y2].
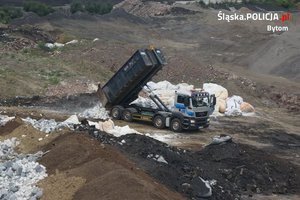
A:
[203, 83, 254, 116]
[132, 81, 254, 116]
[132, 80, 194, 109]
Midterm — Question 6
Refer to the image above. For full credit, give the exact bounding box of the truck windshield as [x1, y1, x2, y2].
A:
[192, 97, 208, 107]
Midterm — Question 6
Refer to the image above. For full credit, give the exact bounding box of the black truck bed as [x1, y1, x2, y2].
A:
[99, 48, 166, 108]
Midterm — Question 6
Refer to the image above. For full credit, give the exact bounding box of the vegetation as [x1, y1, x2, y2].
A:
[85, 2, 113, 15]
[275, 0, 296, 8]
[0, 6, 23, 24]
[245, 0, 296, 8]
[199, 0, 297, 9]
[70, 0, 113, 15]
[23, 1, 54, 16]
[70, 1, 84, 14]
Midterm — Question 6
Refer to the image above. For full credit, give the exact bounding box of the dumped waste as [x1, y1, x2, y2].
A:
[21, 115, 80, 134]
[79, 103, 109, 120]
[211, 135, 232, 145]
[0, 114, 15, 126]
[76, 125, 300, 200]
[225, 95, 244, 116]
[132, 80, 194, 109]
[0, 138, 47, 200]
[203, 83, 228, 115]
[86, 119, 140, 137]
[44, 40, 78, 49]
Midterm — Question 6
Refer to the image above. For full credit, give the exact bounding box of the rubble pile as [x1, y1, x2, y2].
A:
[0, 114, 15, 127]
[22, 115, 80, 133]
[2, 37, 36, 51]
[0, 25, 54, 51]
[0, 138, 47, 200]
[79, 103, 109, 120]
[114, 0, 171, 17]
[21, 113, 137, 139]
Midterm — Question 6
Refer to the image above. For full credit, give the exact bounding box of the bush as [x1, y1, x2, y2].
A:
[85, 2, 113, 15]
[275, 0, 296, 8]
[246, 0, 296, 8]
[70, 0, 113, 15]
[70, 1, 84, 14]
[23, 1, 54, 16]
[0, 6, 23, 24]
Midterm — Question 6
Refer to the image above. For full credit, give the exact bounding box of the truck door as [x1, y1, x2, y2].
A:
[175, 94, 194, 117]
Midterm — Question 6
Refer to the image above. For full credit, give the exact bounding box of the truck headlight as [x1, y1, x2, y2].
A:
[190, 119, 195, 124]
[207, 118, 210, 122]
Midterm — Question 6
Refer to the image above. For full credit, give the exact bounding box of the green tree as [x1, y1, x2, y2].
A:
[276, 0, 296, 8]
[84, 2, 113, 15]
[23, 1, 54, 16]
[0, 6, 23, 24]
[70, 1, 84, 14]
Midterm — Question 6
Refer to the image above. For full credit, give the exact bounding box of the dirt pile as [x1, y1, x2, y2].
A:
[81, 126, 300, 200]
[0, 25, 54, 51]
[245, 23, 300, 81]
[38, 133, 184, 200]
[45, 79, 98, 97]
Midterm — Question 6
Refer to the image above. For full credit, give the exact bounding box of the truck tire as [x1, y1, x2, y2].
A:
[153, 115, 165, 129]
[122, 109, 133, 122]
[170, 118, 182, 132]
[111, 106, 123, 120]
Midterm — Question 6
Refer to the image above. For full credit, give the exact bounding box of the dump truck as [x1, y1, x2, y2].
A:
[98, 48, 216, 132]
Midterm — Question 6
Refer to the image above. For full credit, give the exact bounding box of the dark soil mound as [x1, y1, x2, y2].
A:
[81, 126, 300, 200]
[0, 93, 99, 113]
[0, 119, 21, 136]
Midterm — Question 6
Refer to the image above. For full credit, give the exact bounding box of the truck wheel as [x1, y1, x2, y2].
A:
[170, 118, 182, 132]
[111, 106, 123, 120]
[153, 115, 165, 129]
[122, 109, 133, 122]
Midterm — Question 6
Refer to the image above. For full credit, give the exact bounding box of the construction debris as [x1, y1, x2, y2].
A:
[44, 39, 78, 49]
[21, 115, 80, 133]
[0, 115, 15, 126]
[79, 103, 109, 120]
[114, 0, 171, 17]
[211, 135, 232, 145]
[0, 138, 47, 200]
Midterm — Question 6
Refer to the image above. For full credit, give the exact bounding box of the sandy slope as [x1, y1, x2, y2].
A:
[246, 21, 300, 81]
